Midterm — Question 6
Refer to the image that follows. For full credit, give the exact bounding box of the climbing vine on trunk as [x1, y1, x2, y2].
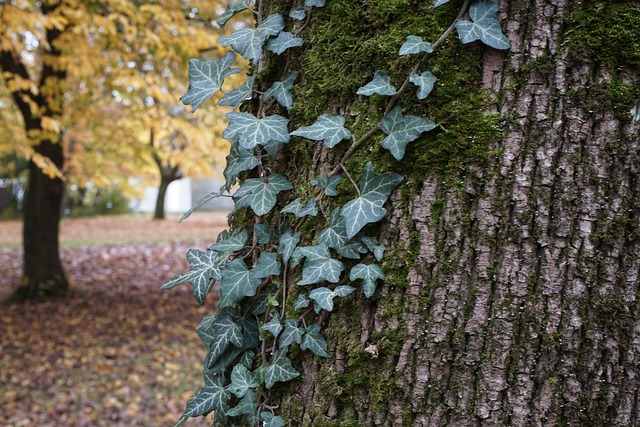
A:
[163, 0, 509, 425]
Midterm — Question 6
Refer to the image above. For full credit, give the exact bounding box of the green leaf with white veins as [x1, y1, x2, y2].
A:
[233, 174, 293, 216]
[261, 413, 286, 427]
[161, 249, 224, 305]
[264, 348, 300, 389]
[218, 14, 285, 63]
[334, 285, 356, 297]
[296, 245, 345, 286]
[197, 307, 244, 362]
[291, 114, 352, 148]
[218, 76, 255, 108]
[290, 7, 305, 20]
[180, 191, 221, 223]
[219, 259, 261, 308]
[454, 1, 510, 50]
[264, 71, 298, 109]
[180, 52, 242, 112]
[261, 312, 283, 337]
[216, 0, 251, 28]
[281, 197, 318, 217]
[254, 223, 273, 244]
[360, 236, 386, 262]
[399, 35, 433, 55]
[223, 113, 289, 150]
[225, 389, 258, 417]
[305, 0, 326, 6]
[278, 229, 300, 264]
[209, 228, 248, 253]
[340, 162, 403, 238]
[311, 173, 342, 196]
[292, 294, 310, 310]
[228, 364, 261, 398]
[350, 263, 385, 298]
[309, 287, 335, 312]
[380, 107, 436, 160]
[265, 31, 304, 55]
[410, 71, 437, 100]
[434, 0, 450, 6]
[223, 140, 260, 190]
[301, 324, 330, 357]
[356, 71, 397, 96]
[280, 319, 304, 347]
[253, 252, 281, 279]
[174, 375, 230, 427]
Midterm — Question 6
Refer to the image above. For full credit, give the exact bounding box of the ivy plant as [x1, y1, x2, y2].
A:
[164, 0, 510, 425]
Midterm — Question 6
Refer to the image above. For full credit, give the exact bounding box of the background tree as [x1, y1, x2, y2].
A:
[168, 0, 640, 425]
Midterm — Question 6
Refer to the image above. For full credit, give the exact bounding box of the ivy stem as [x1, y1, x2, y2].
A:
[340, 163, 360, 196]
[330, 124, 381, 176]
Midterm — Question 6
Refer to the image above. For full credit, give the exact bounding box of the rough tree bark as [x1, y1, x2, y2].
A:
[256, 1, 640, 425]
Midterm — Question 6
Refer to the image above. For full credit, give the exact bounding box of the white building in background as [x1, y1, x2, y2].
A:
[130, 177, 233, 214]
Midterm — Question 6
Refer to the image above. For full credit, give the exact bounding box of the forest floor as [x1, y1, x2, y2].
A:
[0, 212, 229, 426]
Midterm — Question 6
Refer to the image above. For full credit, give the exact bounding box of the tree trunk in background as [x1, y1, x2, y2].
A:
[259, 1, 640, 425]
[153, 165, 181, 220]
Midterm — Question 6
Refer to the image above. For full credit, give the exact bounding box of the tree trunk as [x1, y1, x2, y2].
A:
[154, 168, 181, 220]
[258, 1, 640, 425]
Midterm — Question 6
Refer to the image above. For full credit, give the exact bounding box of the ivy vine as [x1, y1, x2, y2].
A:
[163, 0, 510, 425]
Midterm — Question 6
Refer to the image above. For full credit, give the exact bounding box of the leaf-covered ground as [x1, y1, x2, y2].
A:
[0, 213, 228, 426]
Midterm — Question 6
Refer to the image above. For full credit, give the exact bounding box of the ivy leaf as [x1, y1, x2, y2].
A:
[261, 312, 283, 337]
[350, 263, 385, 298]
[301, 324, 330, 357]
[360, 236, 386, 262]
[161, 249, 224, 305]
[239, 350, 255, 368]
[205, 317, 260, 373]
[264, 71, 298, 109]
[174, 375, 230, 426]
[305, 0, 326, 6]
[292, 294, 310, 310]
[356, 71, 397, 96]
[281, 197, 318, 218]
[254, 223, 273, 244]
[228, 364, 261, 398]
[233, 174, 293, 216]
[225, 389, 258, 417]
[253, 252, 281, 279]
[208, 228, 248, 253]
[215, 0, 251, 28]
[223, 140, 260, 190]
[290, 114, 352, 148]
[180, 191, 221, 223]
[218, 14, 285, 63]
[309, 287, 336, 312]
[251, 292, 270, 316]
[223, 113, 290, 150]
[454, 1, 510, 50]
[334, 285, 356, 297]
[264, 348, 300, 389]
[278, 229, 301, 264]
[219, 259, 261, 308]
[265, 31, 304, 55]
[380, 107, 436, 160]
[409, 71, 437, 100]
[261, 412, 286, 427]
[433, 0, 450, 6]
[290, 7, 305, 20]
[280, 319, 304, 347]
[218, 76, 255, 108]
[197, 307, 244, 362]
[340, 162, 404, 239]
[180, 52, 242, 112]
[310, 173, 342, 196]
[297, 245, 345, 286]
[399, 35, 433, 55]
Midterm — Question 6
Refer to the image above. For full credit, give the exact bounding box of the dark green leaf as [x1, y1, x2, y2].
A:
[180, 52, 241, 112]
[454, 1, 510, 50]
[225, 389, 258, 417]
[380, 107, 436, 160]
[253, 252, 281, 279]
[399, 35, 433, 55]
[218, 76, 255, 108]
[350, 263, 385, 297]
[161, 249, 224, 305]
[180, 191, 221, 223]
[264, 348, 300, 388]
[292, 294, 310, 310]
[264, 71, 298, 109]
[301, 324, 330, 357]
[218, 14, 285, 62]
[296, 245, 345, 286]
[304, 0, 326, 7]
[310, 173, 342, 196]
[223, 140, 261, 191]
[334, 285, 356, 297]
[220, 259, 261, 308]
[360, 236, 386, 262]
[281, 197, 318, 217]
[233, 174, 293, 216]
[278, 229, 301, 263]
[280, 319, 304, 347]
[290, 114, 352, 148]
[290, 7, 305, 20]
[261, 412, 285, 427]
[254, 223, 273, 244]
[175, 374, 230, 426]
[215, 0, 251, 28]
[434, 0, 450, 6]
[356, 71, 396, 96]
[265, 31, 304, 55]
[223, 113, 290, 150]
[228, 364, 261, 398]
[409, 71, 437, 100]
[309, 287, 335, 312]
[209, 228, 248, 253]
[261, 312, 283, 337]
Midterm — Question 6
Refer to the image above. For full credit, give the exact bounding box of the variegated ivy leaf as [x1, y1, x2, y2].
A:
[218, 76, 255, 108]
[317, 208, 366, 259]
[310, 173, 342, 196]
[261, 412, 286, 427]
[223, 112, 290, 150]
[180, 52, 242, 112]
[292, 293, 310, 310]
[223, 140, 261, 190]
[196, 307, 244, 363]
[228, 364, 261, 398]
[399, 35, 433, 55]
[253, 251, 281, 279]
[215, 0, 251, 28]
[301, 324, 330, 357]
[264, 348, 300, 389]
[239, 350, 255, 368]
[350, 263, 385, 298]
[219, 259, 261, 308]
[218, 14, 285, 63]
[290, 114, 352, 148]
[434, 0, 450, 6]
[161, 249, 224, 305]
[280, 319, 304, 347]
[360, 236, 386, 262]
[281, 197, 318, 217]
[334, 285, 356, 297]
[356, 71, 397, 96]
[340, 162, 404, 238]
[180, 191, 221, 223]
[278, 229, 301, 264]
[261, 312, 283, 337]
[225, 389, 258, 417]
[309, 287, 335, 312]
[454, 1, 510, 50]
[233, 173, 293, 216]
[296, 244, 345, 286]
[380, 107, 436, 160]
[305, 0, 326, 6]
[290, 7, 305, 20]
[208, 228, 248, 253]
[264, 71, 298, 109]
[254, 223, 273, 244]
[205, 317, 260, 373]
[174, 374, 229, 427]
[265, 31, 304, 55]
[410, 71, 437, 100]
